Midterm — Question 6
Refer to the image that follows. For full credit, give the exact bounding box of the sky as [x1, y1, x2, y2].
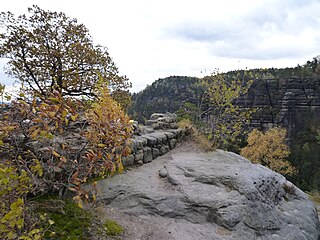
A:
[1, 0, 320, 93]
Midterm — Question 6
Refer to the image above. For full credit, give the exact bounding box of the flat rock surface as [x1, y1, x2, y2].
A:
[95, 141, 320, 240]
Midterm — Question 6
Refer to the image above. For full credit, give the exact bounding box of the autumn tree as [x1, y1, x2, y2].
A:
[176, 78, 210, 122]
[0, 5, 131, 100]
[200, 71, 255, 151]
[240, 127, 296, 176]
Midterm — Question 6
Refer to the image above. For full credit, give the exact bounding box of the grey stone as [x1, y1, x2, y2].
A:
[134, 150, 144, 163]
[96, 149, 320, 240]
[152, 122, 170, 130]
[128, 140, 138, 152]
[148, 112, 178, 130]
[143, 147, 152, 163]
[159, 145, 170, 155]
[163, 131, 175, 140]
[152, 148, 160, 159]
[168, 129, 180, 138]
[134, 137, 148, 149]
[141, 135, 158, 146]
[169, 123, 179, 129]
[127, 128, 186, 166]
[122, 155, 134, 167]
[146, 119, 158, 125]
[159, 167, 168, 178]
[150, 113, 165, 120]
[139, 126, 155, 134]
[169, 139, 177, 149]
[131, 121, 142, 136]
[151, 132, 168, 143]
[235, 76, 320, 140]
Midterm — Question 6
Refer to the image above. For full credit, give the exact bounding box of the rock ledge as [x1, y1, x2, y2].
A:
[97, 145, 320, 240]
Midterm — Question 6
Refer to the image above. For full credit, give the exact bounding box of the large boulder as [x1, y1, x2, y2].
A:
[96, 146, 320, 240]
[146, 112, 178, 130]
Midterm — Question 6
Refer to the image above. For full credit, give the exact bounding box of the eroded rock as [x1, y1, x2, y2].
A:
[96, 147, 320, 240]
[146, 112, 178, 130]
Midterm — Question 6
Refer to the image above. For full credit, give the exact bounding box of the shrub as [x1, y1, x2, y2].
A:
[240, 127, 296, 176]
[0, 162, 47, 240]
[1, 87, 132, 197]
[200, 73, 255, 151]
[0, 86, 132, 237]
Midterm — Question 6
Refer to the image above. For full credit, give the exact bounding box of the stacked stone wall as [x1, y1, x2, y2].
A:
[122, 129, 187, 167]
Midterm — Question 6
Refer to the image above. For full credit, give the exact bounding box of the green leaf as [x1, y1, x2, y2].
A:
[52, 150, 60, 157]
[29, 229, 40, 235]
[34, 235, 41, 240]
[48, 219, 54, 225]
[70, 114, 78, 121]
[7, 231, 16, 239]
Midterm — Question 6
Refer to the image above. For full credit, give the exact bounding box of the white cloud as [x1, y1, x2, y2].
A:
[0, 0, 319, 92]
[167, 0, 320, 61]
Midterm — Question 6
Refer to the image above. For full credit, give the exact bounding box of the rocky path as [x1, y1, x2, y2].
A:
[93, 141, 320, 240]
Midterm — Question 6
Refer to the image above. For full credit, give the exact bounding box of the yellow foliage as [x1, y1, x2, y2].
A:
[0, 163, 43, 240]
[0, 85, 132, 237]
[85, 85, 132, 175]
[201, 73, 255, 150]
[240, 127, 296, 176]
[0, 84, 5, 96]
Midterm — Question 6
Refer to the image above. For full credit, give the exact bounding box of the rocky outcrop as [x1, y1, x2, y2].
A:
[146, 112, 179, 130]
[238, 76, 320, 137]
[96, 143, 320, 240]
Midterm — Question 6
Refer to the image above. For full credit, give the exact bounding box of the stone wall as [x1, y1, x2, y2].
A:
[121, 128, 187, 167]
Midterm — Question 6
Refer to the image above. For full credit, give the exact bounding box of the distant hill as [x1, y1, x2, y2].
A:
[130, 63, 320, 137]
[129, 76, 198, 123]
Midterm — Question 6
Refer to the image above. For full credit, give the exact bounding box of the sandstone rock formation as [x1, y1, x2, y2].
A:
[238, 76, 320, 138]
[146, 112, 179, 130]
[96, 143, 320, 240]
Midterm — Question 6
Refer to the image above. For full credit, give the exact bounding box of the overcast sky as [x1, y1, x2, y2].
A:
[1, 0, 320, 92]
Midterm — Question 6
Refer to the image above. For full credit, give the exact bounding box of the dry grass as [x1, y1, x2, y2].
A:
[308, 190, 320, 205]
[179, 119, 215, 152]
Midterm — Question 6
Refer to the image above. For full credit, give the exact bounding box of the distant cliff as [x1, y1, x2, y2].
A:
[241, 74, 320, 190]
[238, 75, 320, 139]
